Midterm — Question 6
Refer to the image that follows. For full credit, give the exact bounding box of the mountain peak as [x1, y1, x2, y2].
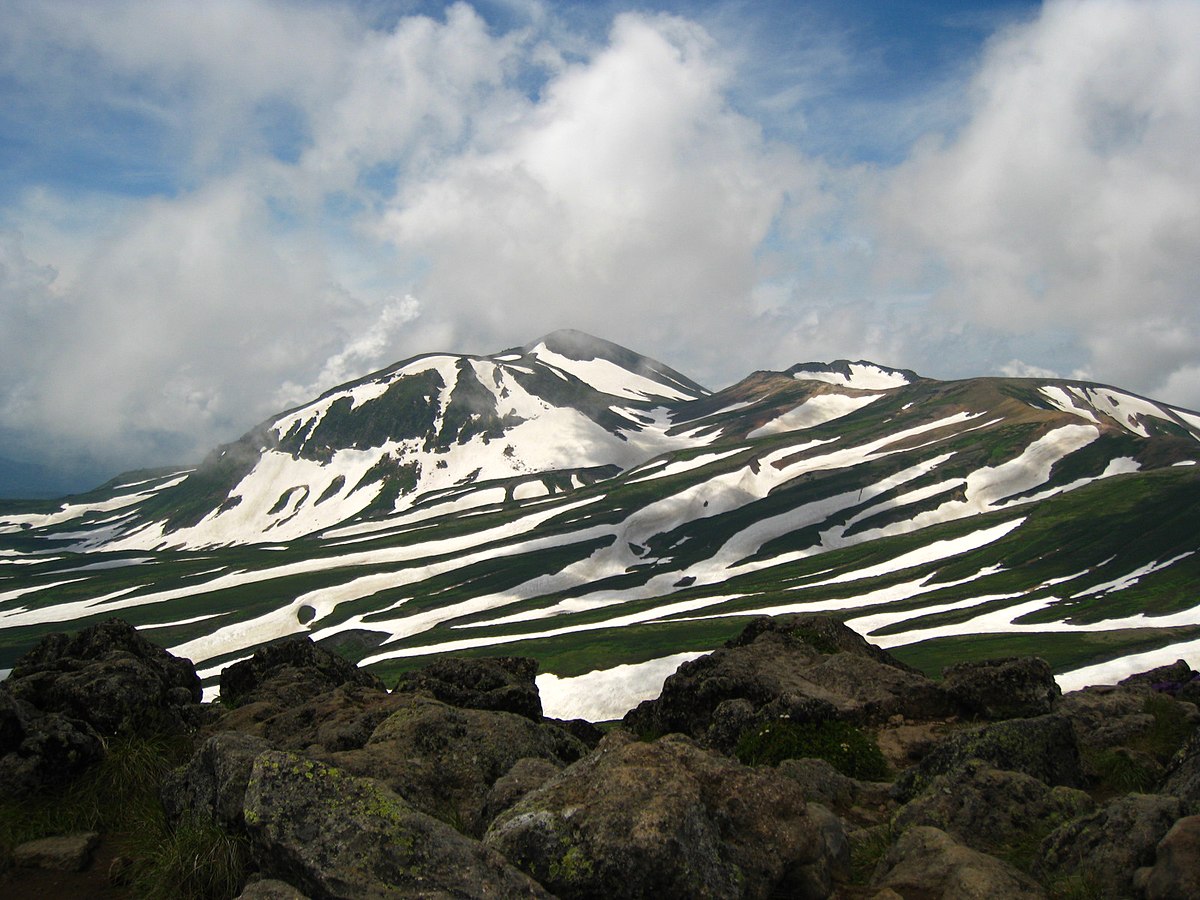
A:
[787, 360, 919, 390]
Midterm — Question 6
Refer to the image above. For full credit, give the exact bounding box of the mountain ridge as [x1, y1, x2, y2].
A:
[2, 331, 1200, 714]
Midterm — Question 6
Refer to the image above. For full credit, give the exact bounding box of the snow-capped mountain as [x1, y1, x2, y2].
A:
[4, 331, 1200, 716]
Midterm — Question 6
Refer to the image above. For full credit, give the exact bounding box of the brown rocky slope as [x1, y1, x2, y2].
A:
[2, 616, 1200, 899]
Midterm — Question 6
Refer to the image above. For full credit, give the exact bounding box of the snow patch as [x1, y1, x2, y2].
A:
[537, 651, 709, 721]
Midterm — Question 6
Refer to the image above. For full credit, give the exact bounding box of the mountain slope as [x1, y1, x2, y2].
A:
[3, 333, 1200, 715]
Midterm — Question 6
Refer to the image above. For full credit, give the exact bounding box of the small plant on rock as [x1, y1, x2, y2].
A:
[735, 717, 889, 780]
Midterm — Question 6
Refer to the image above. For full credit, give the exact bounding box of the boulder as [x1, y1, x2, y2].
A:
[235, 878, 311, 899]
[4, 619, 201, 736]
[392, 656, 543, 721]
[1120, 660, 1197, 692]
[776, 757, 892, 823]
[162, 731, 275, 831]
[481, 757, 562, 826]
[216, 682, 399, 753]
[893, 714, 1084, 802]
[243, 750, 550, 899]
[1162, 730, 1200, 812]
[893, 760, 1094, 857]
[1144, 814, 1200, 900]
[942, 657, 1060, 720]
[0, 686, 105, 799]
[1037, 793, 1183, 899]
[218, 636, 384, 709]
[870, 826, 1046, 899]
[485, 731, 829, 899]
[623, 614, 952, 741]
[323, 694, 586, 836]
[11, 832, 99, 872]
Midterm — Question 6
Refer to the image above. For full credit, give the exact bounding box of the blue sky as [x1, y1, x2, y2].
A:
[1, 0, 1197, 496]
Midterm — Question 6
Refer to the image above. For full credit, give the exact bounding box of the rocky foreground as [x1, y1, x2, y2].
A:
[3, 618, 1200, 899]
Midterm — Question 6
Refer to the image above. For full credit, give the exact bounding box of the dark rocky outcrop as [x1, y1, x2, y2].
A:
[622, 614, 953, 742]
[161, 731, 275, 831]
[218, 636, 384, 709]
[243, 750, 551, 899]
[870, 825, 1047, 898]
[485, 731, 829, 899]
[392, 656, 543, 721]
[7, 614, 1200, 900]
[1037, 793, 1183, 899]
[893, 714, 1084, 802]
[322, 693, 585, 837]
[4, 618, 202, 736]
[942, 656, 1061, 720]
[1143, 813, 1200, 900]
[0, 685, 104, 798]
[893, 759, 1094, 856]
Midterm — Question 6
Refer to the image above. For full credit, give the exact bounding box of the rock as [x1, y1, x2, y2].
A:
[893, 760, 1094, 857]
[235, 877, 311, 899]
[162, 731, 275, 831]
[546, 717, 605, 749]
[485, 731, 828, 899]
[893, 714, 1084, 802]
[217, 682, 399, 753]
[324, 694, 586, 836]
[218, 636, 384, 709]
[870, 826, 1046, 898]
[1162, 730, 1200, 812]
[623, 614, 952, 741]
[0, 686, 105, 798]
[12, 832, 100, 872]
[243, 750, 550, 899]
[942, 657, 1060, 720]
[1037, 793, 1183, 898]
[726, 615, 919, 671]
[776, 757, 892, 824]
[482, 757, 562, 826]
[392, 656, 543, 721]
[1120, 660, 1197, 692]
[807, 802, 850, 883]
[1145, 814, 1200, 900]
[1057, 684, 1178, 752]
[4, 618, 201, 736]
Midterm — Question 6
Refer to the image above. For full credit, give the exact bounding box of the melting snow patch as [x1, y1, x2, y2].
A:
[792, 364, 910, 390]
[1057, 637, 1200, 691]
[537, 651, 709, 721]
[747, 393, 882, 438]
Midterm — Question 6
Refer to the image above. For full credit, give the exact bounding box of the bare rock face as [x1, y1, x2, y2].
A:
[1162, 730, 1200, 812]
[161, 731, 275, 831]
[11, 831, 99, 872]
[484, 731, 830, 900]
[0, 685, 104, 799]
[871, 826, 1047, 899]
[1144, 814, 1200, 900]
[941, 657, 1061, 720]
[1037, 793, 1183, 899]
[218, 636, 384, 709]
[893, 760, 1094, 856]
[4, 618, 202, 736]
[243, 750, 551, 899]
[893, 714, 1084, 802]
[323, 694, 586, 837]
[216, 682, 400, 754]
[622, 614, 953, 742]
[392, 656, 543, 722]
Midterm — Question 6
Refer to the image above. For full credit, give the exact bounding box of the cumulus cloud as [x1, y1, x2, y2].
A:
[380, 12, 812, 375]
[3, 0, 1200, 491]
[879, 0, 1200, 404]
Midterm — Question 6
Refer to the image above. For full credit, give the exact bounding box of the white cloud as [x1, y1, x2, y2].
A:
[379, 12, 816, 375]
[879, 0, 1200, 398]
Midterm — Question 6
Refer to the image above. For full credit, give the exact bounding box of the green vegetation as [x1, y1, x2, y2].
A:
[0, 732, 247, 899]
[734, 719, 889, 780]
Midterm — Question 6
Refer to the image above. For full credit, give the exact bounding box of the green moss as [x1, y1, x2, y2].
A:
[735, 719, 889, 781]
[549, 843, 595, 883]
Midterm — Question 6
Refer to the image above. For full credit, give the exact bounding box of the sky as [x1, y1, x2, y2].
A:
[1, 0, 1198, 497]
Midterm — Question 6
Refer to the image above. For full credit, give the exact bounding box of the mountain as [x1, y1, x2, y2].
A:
[3, 330, 1200, 716]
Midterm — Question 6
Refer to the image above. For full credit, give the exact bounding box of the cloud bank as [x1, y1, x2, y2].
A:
[0, 0, 1197, 491]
